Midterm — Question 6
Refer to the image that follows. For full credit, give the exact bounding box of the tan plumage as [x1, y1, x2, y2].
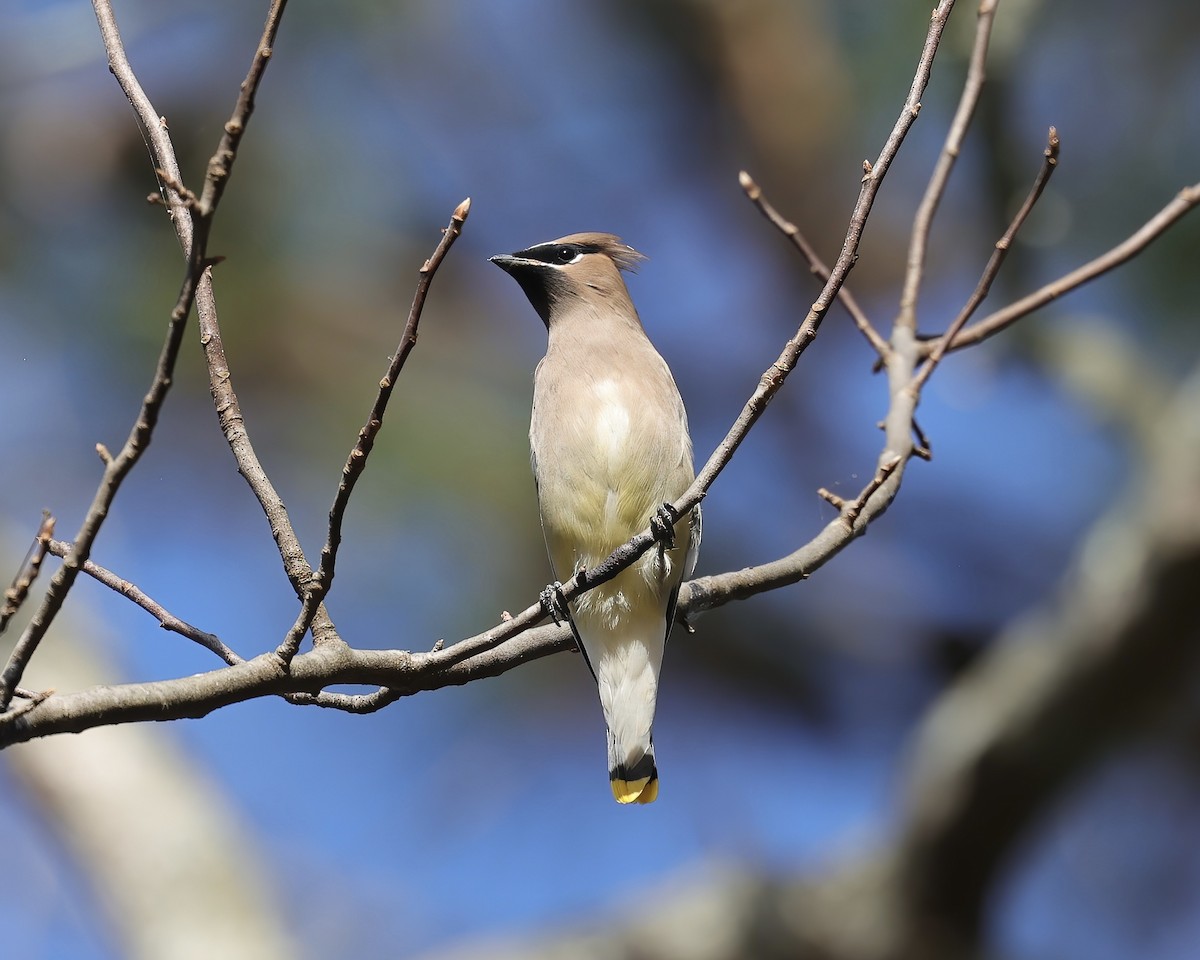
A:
[491, 233, 700, 804]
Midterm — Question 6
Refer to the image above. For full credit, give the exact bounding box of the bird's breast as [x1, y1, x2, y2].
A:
[591, 378, 632, 466]
[531, 346, 691, 583]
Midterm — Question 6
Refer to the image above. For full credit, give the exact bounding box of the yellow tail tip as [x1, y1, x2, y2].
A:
[612, 775, 659, 805]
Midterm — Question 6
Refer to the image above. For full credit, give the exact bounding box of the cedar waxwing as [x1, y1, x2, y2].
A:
[490, 233, 700, 805]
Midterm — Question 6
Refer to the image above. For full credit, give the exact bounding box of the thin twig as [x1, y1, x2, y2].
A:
[911, 417, 933, 460]
[817, 488, 847, 510]
[924, 181, 1200, 355]
[275, 199, 472, 662]
[896, 0, 998, 335]
[912, 125, 1060, 391]
[739, 171, 891, 359]
[0, 513, 55, 636]
[93, 5, 192, 230]
[193, 1, 289, 222]
[42, 540, 241, 666]
[196, 277, 329, 623]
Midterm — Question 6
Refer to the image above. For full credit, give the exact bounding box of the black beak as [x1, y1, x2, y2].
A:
[488, 253, 521, 273]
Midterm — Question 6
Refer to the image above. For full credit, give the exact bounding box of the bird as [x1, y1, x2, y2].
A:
[490, 232, 700, 805]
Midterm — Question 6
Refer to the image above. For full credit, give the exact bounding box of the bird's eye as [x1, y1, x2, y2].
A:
[553, 245, 580, 265]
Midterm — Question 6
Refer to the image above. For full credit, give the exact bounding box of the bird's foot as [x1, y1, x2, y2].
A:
[650, 502, 681, 551]
[540, 581, 571, 626]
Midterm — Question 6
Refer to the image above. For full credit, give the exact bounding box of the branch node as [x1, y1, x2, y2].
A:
[841, 456, 903, 528]
[5, 687, 53, 719]
[817, 488, 846, 510]
[14, 686, 54, 704]
[153, 168, 200, 209]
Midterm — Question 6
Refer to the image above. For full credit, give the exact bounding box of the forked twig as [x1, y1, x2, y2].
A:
[926, 181, 1200, 355]
[897, 0, 998, 334]
[912, 126, 1061, 391]
[739, 171, 890, 359]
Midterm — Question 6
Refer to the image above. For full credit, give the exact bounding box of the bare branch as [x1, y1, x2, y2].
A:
[897, 0, 998, 334]
[42, 540, 241, 666]
[92, 3, 192, 230]
[193, 1, 289, 221]
[196, 277, 327, 616]
[276, 198, 473, 662]
[0, 513, 54, 637]
[912, 125, 1060, 391]
[925, 180, 1200, 355]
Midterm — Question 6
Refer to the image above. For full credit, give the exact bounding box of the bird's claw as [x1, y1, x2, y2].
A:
[651, 502, 681, 551]
[540, 581, 570, 625]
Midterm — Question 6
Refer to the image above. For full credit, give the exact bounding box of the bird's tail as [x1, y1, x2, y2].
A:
[610, 740, 658, 804]
[587, 616, 665, 805]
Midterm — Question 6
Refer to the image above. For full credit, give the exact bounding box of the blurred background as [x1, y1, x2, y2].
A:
[1, 0, 1198, 957]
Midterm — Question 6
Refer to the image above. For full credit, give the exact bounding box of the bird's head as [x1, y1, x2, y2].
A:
[489, 232, 645, 327]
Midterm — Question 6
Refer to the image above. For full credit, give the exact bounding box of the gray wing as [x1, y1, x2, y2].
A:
[530, 443, 595, 679]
